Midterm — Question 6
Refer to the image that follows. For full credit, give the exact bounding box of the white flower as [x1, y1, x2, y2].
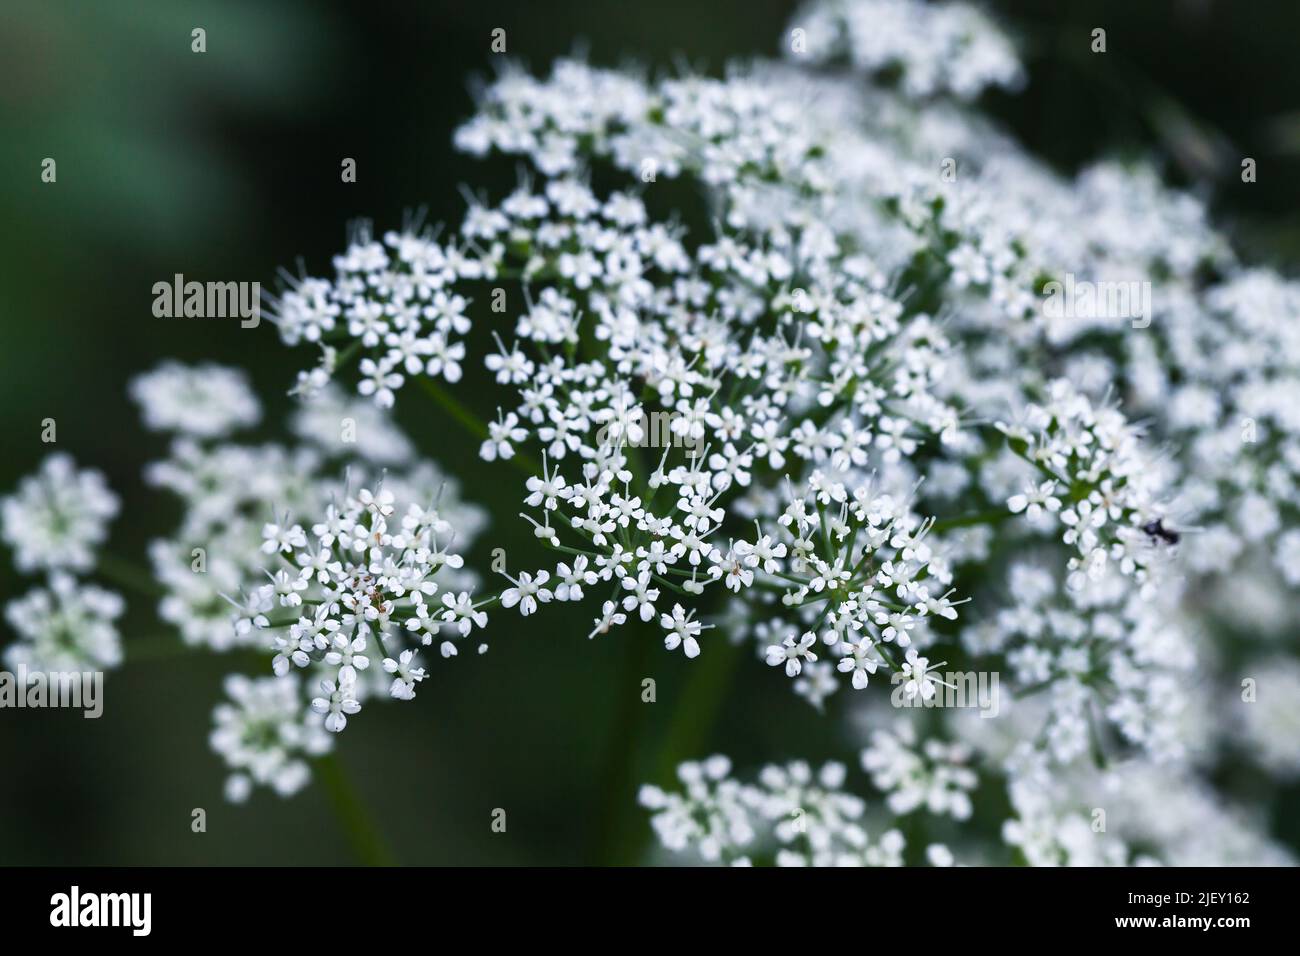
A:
[554, 557, 596, 601]
[268, 568, 308, 607]
[589, 599, 627, 638]
[660, 603, 708, 658]
[312, 678, 362, 732]
[836, 637, 879, 690]
[621, 570, 660, 623]
[433, 590, 483, 638]
[899, 647, 943, 701]
[324, 633, 371, 683]
[525, 455, 569, 511]
[261, 519, 307, 555]
[404, 600, 445, 645]
[383, 649, 427, 700]
[500, 570, 554, 616]
[1007, 480, 1062, 519]
[765, 631, 818, 677]
[481, 411, 527, 461]
[357, 357, 404, 408]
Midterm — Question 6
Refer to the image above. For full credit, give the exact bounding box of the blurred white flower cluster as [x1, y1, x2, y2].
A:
[787, 0, 1023, 99]
[1, 454, 123, 674]
[639, 754, 943, 866]
[2, 453, 118, 575]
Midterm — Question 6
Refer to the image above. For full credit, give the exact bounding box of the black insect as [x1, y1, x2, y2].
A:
[1141, 518, 1180, 546]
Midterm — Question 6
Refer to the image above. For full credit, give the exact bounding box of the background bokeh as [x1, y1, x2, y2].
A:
[1, 0, 1297, 865]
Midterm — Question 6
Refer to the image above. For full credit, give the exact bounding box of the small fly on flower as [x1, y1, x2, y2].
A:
[1141, 518, 1180, 546]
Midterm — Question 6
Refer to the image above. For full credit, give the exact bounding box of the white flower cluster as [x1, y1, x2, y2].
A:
[130, 361, 261, 438]
[266, 224, 489, 407]
[501, 452, 962, 701]
[254, 0, 1255, 833]
[1110, 271, 1300, 581]
[1, 455, 124, 674]
[788, 0, 1024, 99]
[964, 562, 1193, 765]
[4, 572, 124, 674]
[254, 480, 488, 730]
[131, 362, 486, 799]
[996, 380, 1171, 591]
[639, 756, 925, 866]
[276, 54, 981, 702]
[209, 674, 330, 803]
[632, 0, 1295, 864]
[1234, 657, 1300, 780]
[861, 721, 977, 819]
[80, 0, 1297, 862]
[2, 453, 119, 574]
[1000, 749, 1295, 867]
[144, 438, 325, 651]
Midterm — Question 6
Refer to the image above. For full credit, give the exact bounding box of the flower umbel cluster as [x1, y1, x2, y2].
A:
[130, 362, 486, 799]
[254, 481, 490, 731]
[997, 380, 1167, 591]
[1, 455, 124, 675]
[267, 224, 484, 407]
[640, 755, 952, 867]
[2, 453, 119, 574]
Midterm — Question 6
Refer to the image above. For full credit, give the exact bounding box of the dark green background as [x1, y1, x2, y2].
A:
[1, 0, 1296, 865]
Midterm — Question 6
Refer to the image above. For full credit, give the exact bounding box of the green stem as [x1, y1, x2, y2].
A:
[592, 629, 654, 865]
[314, 753, 396, 866]
[413, 376, 540, 476]
[414, 376, 489, 439]
[652, 637, 744, 787]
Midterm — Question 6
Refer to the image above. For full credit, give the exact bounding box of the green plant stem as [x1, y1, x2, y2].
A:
[652, 637, 744, 786]
[314, 753, 396, 866]
[413, 375, 540, 476]
[592, 636, 747, 866]
[415, 375, 489, 439]
[592, 631, 654, 865]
